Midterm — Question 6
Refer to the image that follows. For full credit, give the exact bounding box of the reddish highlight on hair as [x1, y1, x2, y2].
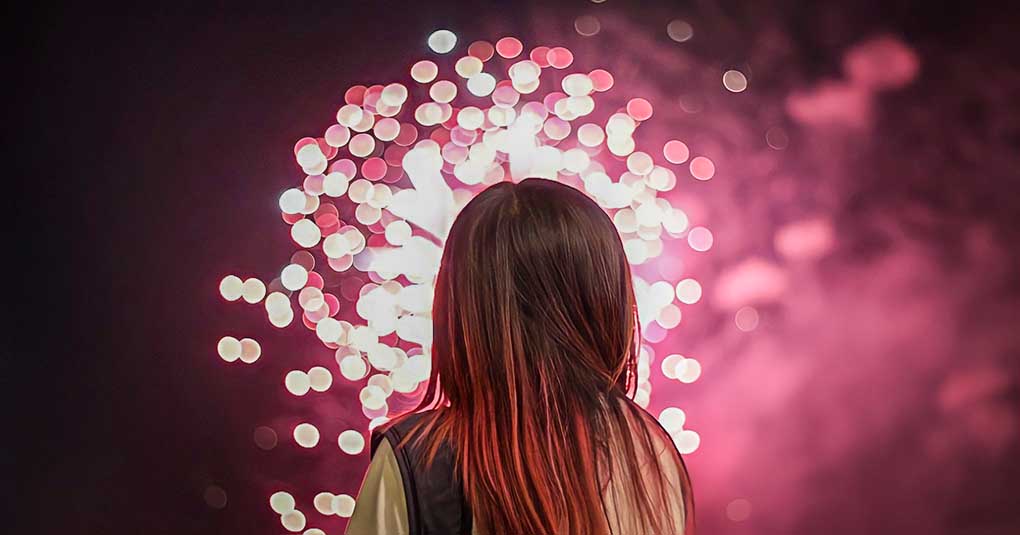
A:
[388, 178, 695, 534]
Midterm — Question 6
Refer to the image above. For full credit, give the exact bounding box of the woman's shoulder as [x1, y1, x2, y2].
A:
[370, 408, 446, 456]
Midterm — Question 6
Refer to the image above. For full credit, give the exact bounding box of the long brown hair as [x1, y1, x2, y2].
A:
[390, 177, 694, 534]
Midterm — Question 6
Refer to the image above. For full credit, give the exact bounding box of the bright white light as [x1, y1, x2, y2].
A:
[294, 423, 320, 448]
[338, 430, 365, 454]
[218, 336, 241, 362]
[428, 30, 457, 54]
[676, 278, 703, 304]
[467, 72, 496, 96]
[333, 494, 356, 518]
[219, 275, 243, 301]
[308, 366, 333, 392]
[270, 491, 296, 514]
[285, 370, 311, 396]
[659, 407, 686, 433]
[281, 264, 309, 291]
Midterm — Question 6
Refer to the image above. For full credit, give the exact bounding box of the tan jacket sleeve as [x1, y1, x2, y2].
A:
[344, 437, 410, 535]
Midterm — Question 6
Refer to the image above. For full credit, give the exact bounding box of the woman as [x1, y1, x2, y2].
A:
[346, 178, 695, 535]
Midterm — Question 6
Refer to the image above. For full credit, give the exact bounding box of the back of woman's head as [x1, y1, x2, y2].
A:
[402, 177, 693, 534]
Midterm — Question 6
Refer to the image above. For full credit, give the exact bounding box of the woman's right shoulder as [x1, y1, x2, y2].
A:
[370, 408, 446, 455]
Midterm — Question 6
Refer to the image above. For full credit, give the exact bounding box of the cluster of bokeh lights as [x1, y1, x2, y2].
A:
[217, 29, 717, 531]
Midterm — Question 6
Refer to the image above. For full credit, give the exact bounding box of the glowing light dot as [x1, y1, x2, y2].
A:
[544, 117, 571, 140]
[344, 85, 366, 105]
[607, 135, 635, 157]
[369, 184, 392, 208]
[663, 140, 690, 164]
[298, 286, 324, 310]
[314, 492, 335, 515]
[563, 148, 591, 173]
[577, 123, 605, 147]
[687, 226, 714, 252]
[457, 107, 484, 130]
[279, 188, 306, 214]
[355, 203, 382, 225]
[296, 143, 324, 167]
[219, 275, 243, 301]
[627, 151, 654, 175]
[308, 366, 333, 392]
[727, 499, 753, 522]
[240, 338, 261, 363]
[647, 166, 676, 191]
[574, 15, 601, 36]
[677, 358, 702, 383]
[316, 317, 342, 344]
[339, 354, 368, 381]
[285, 370, 311, 396]
[690, 156, 715, 180]
[735, 306, 759, 332]
[546, 46, 574, 69]
[281, 264, 309, 291]
[385, 220, 412, 245]
[361, 157, 387, 180]
[281, 510, 306, 532]
[467, 72, 496, 96]
[333, 494, 356, 518]
[562, 73, 594, 96]
[380, 83, 408, 106]
[322, 234, 349, 258]
[266, 291, 291, 316]
[291, 219, 322, 248]
[495, 37, 523, 58]
[723, 69, 748, 93]
[674, 429, 700, 454]
[509, 60, 541, 84]
[660, 354, 684, 380]
[588, 69, 614, 92]
[626, 98, 653, 121]
[411, 60, 438, 84]
[270, 491, 296, 514]
[675, 278, 702, 304]
[663, 208, 689, 235]
[430, 80, 457, 103]
[294, 423, 320, 448]
[349, 133, 376, 158]
[427, 30, 457, 54]
[606, 112, 636, 136]
[348, 179, 373, 203]
[325, 124, 350, 148]
[455, 56, 483, 78]
[659, 407, 687, 433]
[468, 40, 495, 61]
[368, 343, 399, 370]
[338, 430, 366, 455]
[360, 384, 387, 410]
[336, 104, 363, 127]
[218, 336, 241, 362]
[667, 20, 694, 43]
[657, 304, 682, 329]
[254, 426, 277, 450]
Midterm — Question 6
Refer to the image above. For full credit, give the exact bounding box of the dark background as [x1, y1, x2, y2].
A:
[9, 1, 1019, 534]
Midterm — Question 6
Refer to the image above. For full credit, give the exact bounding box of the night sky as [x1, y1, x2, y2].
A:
[10, 2, 1019, 534]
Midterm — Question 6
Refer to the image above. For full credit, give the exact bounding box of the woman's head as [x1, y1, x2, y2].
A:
[426, 177, 639, 410]
[402, 177, 692, 534]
